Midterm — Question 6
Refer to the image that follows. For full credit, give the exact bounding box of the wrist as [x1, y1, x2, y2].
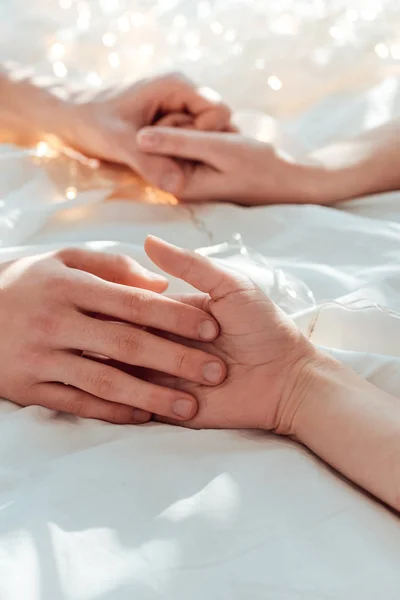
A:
[0, 69, 72, 145]
[289, 353, 370, 443]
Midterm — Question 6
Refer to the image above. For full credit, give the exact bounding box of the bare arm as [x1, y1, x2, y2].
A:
[308, 121, 400, 203]
[293, 358, 400, 511]
[0, 65, 69, 145]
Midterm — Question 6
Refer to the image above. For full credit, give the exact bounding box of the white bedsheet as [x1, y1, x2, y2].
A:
[2, 74, 400, 600]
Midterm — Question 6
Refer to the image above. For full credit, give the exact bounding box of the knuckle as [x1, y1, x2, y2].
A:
[179, 252, 195, 281]
[113, 253, 133, 273]
[114, 329, 142, 358]
[89, 371, 117, 398]
[173, 349, 191, 375]
[122, 289, 152, 319]
[63, 393, 85, 417]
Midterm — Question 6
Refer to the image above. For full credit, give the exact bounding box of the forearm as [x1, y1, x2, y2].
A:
[306, 121, 400, 204]
[293, 357, 400, 511]
[0, 64, 70, 145]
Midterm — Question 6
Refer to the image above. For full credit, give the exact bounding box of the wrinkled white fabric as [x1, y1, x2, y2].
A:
[2, 68, 400, 600]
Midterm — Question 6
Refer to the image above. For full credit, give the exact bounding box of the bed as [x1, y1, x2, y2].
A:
[1, 1, 400, 598]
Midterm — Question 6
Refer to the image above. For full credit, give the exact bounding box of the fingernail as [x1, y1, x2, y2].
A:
[132, 409, 150, 423]
[160, 171, 181, 194]
[137, 130, 159, 149]
[203, 361, 223, 384]
[199, 320, 218, 340]
[173, 398, 194, 419]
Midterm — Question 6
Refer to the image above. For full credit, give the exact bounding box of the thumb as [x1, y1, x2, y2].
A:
[118, 128, 185, 195]
[132, 152, 185, 196]
[137, 127, 230, 168]
[145, 236, 248, 300]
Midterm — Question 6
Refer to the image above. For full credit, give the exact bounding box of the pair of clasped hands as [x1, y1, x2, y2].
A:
[0, 73, 325, 435]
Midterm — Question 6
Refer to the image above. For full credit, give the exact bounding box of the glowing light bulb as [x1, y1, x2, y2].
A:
[118, 15, 130, 32]
[35, 141, 49, 158]
[86, 72, 102, 86]
[268, 75, 282, 91]
[49, 43, 65, 60]
[66, 187, 77, 200]
[108, 52, 120, 68]
[375, 43, 389, 58]
[130, 13, 145, 27]
[53, 61, 67, 78]
[102, 32, 117, 47]
[210, 21, 223, 35]
[139, 44, 154, 58]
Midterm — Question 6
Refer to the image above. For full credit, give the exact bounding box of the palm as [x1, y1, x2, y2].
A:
[145, 237, 311, 430]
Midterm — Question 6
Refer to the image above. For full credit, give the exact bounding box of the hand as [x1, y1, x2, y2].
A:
[54, 73, 234, 195]
[136, 128, 324, 205]
[0, 248, 226, 424]
[143, 236, 321, 431]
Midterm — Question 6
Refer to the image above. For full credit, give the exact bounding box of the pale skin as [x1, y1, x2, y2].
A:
[0, 66, 234, 194]
[1, 66, 400, 511]
[143, 236, 400, 513]
[136, 121, 400, 205]
[0, 67, 233, 423]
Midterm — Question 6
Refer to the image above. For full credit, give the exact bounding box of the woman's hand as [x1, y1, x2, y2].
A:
[0, 248, 226, 424]
[136, 128, 324, 205]
[52, 74, 234, 194]
[143, 236, 320, 431]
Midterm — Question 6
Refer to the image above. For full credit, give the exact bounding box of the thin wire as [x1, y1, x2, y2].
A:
[306, 298, 400, 340]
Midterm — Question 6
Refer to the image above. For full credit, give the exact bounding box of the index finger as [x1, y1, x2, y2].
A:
[145, 236, 249, 300]
[71, 273, 220, 341]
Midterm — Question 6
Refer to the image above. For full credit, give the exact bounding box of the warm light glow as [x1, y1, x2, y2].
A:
[108, 52, 120, 68]
[49, 42, 65, 60]
[102, 32, 117, 47]
[53, 61, 67, 77]
[210, 21, 223, 35]
[390, 43, 400, 59]
[268, 75, 282, 90]
[66, 186, 77, 200]
[118, 15, 130, 32]
[59, 0, 72, 8]
[35, 141, 49, 158]
[375, 43, 389, 58]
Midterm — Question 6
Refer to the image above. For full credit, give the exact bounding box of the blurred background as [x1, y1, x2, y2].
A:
[2, 0, 400, 149]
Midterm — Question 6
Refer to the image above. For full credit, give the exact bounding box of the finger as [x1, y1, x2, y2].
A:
[137, 127, 231, 167]
[30, 382, 151, 424]
[155, 113, 196, 129]
[194, 105, 233, 132]
[57, 247, 168, 292]
[145, 235, 248, 300]
[167, 293, 211, 312]
[118, 127, 185, 195]
[52, 354, 198, 420]
[72, 278, 219, 341]
[74, 317, 226, 386]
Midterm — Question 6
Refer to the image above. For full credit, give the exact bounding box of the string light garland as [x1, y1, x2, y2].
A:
[2, 0, 400, 204]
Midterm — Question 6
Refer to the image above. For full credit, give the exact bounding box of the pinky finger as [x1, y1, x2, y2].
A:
[30, 383, 151, 425]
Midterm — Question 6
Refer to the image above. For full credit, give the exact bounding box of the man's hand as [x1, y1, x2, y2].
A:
[137, 128, 322, 205]
[54, 74, 234, 195]
[0, 248, 226, 424]
[144, 236, 319, 431]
